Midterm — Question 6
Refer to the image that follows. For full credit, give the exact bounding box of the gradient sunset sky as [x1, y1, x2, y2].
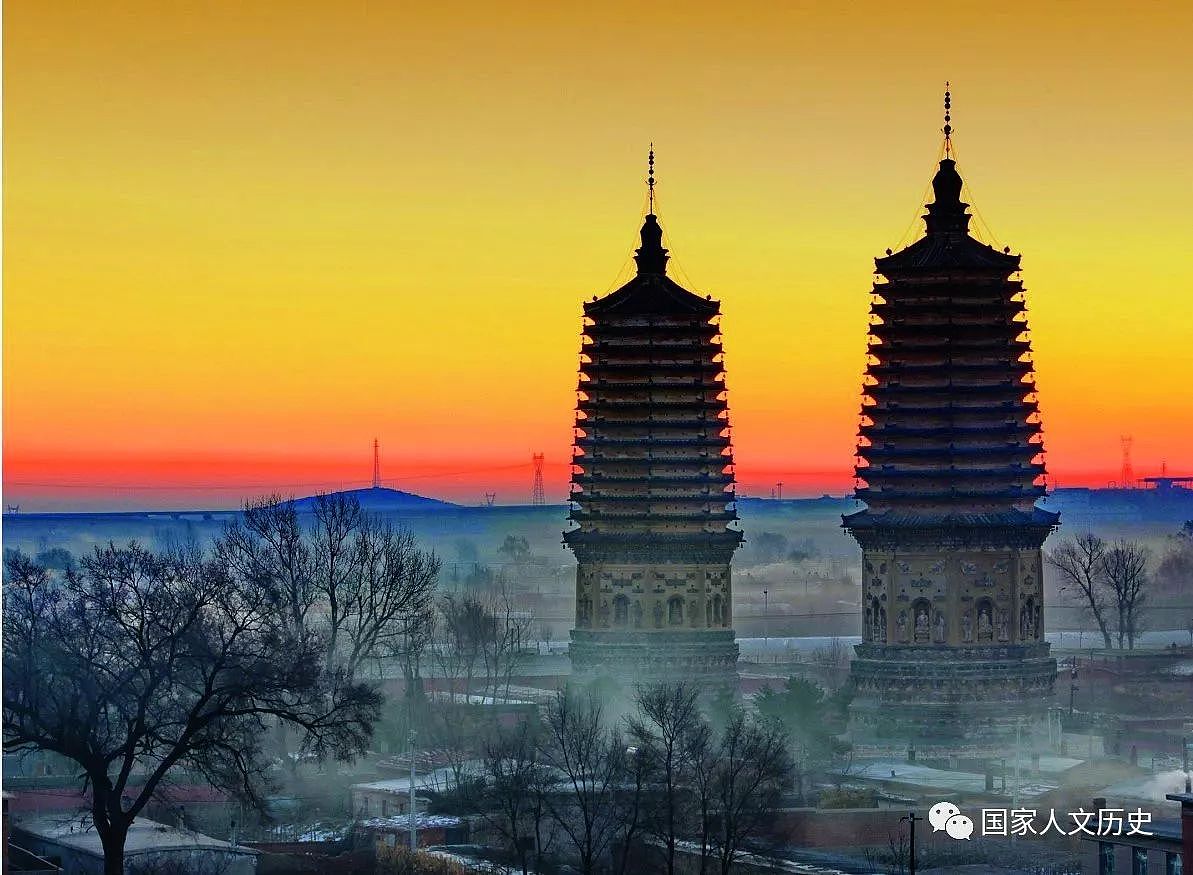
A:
[5, 1, 1191, 510]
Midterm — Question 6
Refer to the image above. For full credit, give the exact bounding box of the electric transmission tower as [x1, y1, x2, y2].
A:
[531, 453, 546, 505]
[1119, 435, 1134, 489]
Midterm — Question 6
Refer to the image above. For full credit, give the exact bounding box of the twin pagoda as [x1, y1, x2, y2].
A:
[564, 163, 742, 695]
[846, 148, 1057, 744]
[565, 101, 1057, 742]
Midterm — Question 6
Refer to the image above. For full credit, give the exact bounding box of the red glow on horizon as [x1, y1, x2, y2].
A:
[1, 450, 1142, 513]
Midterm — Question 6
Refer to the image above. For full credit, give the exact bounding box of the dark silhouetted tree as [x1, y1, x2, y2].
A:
[2, 544, 380, 875]
[754, 677, 846, 801]
[479, 720, 554, 875]
[627, 683, 703, 875]
[1048, 533, 1113, 649]
[752, 532, 788, 565]
[539, 690, 647, 875]
[498, 535, 532, 563]
[1104, 539, 1150, 649]
[217, 493, 438, 680]
[707, 712, 793, 875]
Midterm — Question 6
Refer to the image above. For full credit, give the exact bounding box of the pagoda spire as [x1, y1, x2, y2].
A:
[942, 81, 953, 158]
[924, 85, 971, 235]
[634, 145, 669, 275]
[648, 143, 656, 214]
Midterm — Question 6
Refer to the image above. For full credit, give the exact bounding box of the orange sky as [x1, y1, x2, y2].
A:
[4, 1, 1192, 510]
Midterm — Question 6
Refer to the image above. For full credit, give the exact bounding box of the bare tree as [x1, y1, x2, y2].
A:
[707, 714, 793, 875]
[1103, 540, 1150, 649]
[433, 589, 530, 704]
[627, 683, 704, 875]
[340, 515, 439, 680]
[540, 690, 645, 875]
[396, 603, 436, 703]
[2, 545, 380, 875]
[610, 732, 652, 875]
[683, 715, 717, 875]
[479, 721, 554, 875]
[308, 493, 365, 671]
[217, 494, 439, 681]
[216, 494, 315, 634]
[1048, 534, 1113, 649]
[483, 584, 533, 704]
[433, 593, 496, 699]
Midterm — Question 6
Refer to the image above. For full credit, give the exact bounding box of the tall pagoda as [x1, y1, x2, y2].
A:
[565, 150, 741, 695]
[846, 89, 1058, 746]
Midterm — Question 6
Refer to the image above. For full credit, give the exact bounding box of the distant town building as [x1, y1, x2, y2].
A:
[565, 152, 741, 695]
[845, 91, 1058, 749]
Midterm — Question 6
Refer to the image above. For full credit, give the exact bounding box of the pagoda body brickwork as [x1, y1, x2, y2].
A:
[565, 209, 741, 695]
[845, 152, 1058, 749]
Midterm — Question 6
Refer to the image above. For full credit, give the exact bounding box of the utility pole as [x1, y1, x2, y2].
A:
[1013, 718, 1022, 810]
[763, 588, 769, 648]
[900, 811, 922, 875]
[1069, 661, 1079, 717]
[1184, 736, 1191, 793]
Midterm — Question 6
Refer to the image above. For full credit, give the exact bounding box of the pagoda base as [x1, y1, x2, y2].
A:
[569, 628, 739, 700]
[847, 642, 1056, 754]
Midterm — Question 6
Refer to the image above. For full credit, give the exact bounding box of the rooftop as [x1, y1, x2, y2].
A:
[13, 814, 257, 859]
[842, 760, 1056, 799]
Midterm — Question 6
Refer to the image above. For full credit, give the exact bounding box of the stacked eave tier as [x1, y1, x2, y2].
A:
[854, 221, 1048, 515]
[567, 270, 738, 537]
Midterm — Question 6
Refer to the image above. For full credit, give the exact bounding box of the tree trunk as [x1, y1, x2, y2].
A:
[1089, 602, 1112, 649]
[100, 820, 129, 875]
[533, 802, 545, 875]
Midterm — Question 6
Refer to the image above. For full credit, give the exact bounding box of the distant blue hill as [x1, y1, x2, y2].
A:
[289, 486, 457, 512]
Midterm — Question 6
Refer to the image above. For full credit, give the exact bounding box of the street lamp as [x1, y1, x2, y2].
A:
[763, 588, 769, 649]
[1184, 736, 1191, 793]
[899, 811, 922, 875]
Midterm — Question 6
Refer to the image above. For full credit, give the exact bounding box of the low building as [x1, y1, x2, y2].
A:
[350, 764, 476, 819]
[359, 813, 468, 850]
[11, 814, 258, 875]
[1080, 791, 1191, 874]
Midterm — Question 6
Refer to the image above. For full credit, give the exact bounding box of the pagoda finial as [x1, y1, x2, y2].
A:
[647, 143, 656, 215]
[942, 81, 953, 158]
[635, 145, 668, 275]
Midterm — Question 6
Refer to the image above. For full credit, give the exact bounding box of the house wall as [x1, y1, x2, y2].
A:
[351, 789, 416, 819]
[1081, 840, 1183, 875]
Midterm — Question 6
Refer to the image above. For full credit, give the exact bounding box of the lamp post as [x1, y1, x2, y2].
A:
[763, 588, 769, 649]
[1013, 718, 1022, 811]
[1184, 736, 1191, 793]
[899, 811, 922, 875]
